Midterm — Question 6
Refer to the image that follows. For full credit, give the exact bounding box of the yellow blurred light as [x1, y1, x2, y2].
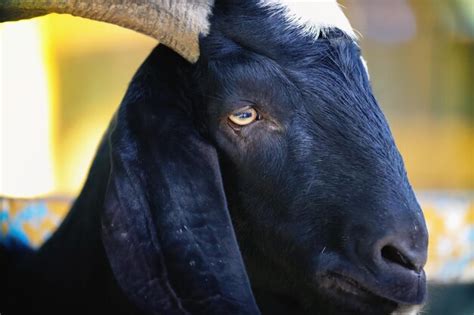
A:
[60, 116, 108, 195]
[1, 14, 155, 198]
[0, 20, 55, 197]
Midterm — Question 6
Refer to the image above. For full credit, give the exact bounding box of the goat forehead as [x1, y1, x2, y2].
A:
[258, 0, 356, 39]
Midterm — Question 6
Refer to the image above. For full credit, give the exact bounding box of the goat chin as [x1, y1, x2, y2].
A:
[391, 305, 423, 315]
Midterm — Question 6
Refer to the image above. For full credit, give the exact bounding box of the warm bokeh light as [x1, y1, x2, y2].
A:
[45, 15, 155, 195]
[1, 15, 155, 197]
[0, 20, 55, 197]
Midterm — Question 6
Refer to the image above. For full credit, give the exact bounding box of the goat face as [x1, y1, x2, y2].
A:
[193, 4, 428, 315]
[1, 1, 428, 315]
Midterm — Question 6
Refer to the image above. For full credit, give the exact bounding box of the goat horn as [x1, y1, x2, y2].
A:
[0, 0, 214, 63]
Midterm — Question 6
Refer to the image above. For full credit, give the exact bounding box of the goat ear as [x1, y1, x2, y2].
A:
[101, 46, 260, 315]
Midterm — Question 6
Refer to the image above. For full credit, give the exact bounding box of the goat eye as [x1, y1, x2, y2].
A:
[228, 107, 258, 126]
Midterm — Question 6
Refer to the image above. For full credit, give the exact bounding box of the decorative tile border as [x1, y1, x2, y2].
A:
[417, 192, 474, 283]
[0, 197, 70, 249]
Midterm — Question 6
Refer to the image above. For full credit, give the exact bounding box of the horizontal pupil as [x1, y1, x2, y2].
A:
[235, 111, 252, 119]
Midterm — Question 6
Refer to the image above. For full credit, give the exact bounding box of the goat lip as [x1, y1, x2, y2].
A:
[324, 272, 425, 306]
[323, 272, 395, 302]
[308, 272, 399, 315]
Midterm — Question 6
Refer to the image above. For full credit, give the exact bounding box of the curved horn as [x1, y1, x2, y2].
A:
[0, 0, 214, 62]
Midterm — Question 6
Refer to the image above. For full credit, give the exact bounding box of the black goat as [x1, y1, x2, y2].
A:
[1, 1, 428, 315]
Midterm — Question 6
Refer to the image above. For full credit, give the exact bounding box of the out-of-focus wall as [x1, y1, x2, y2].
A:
[47, 16, 156, 195]
[1, 15, 155, 197]
[342, 0, 473, 189]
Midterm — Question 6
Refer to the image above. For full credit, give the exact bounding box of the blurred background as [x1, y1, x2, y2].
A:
[0, 0, 473, 313]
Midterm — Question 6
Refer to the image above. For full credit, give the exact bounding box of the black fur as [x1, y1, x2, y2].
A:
[1, 2, 428, 315]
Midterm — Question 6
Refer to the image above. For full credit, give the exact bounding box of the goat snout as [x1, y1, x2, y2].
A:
[352, 215, 429, 305]
[377, 237, 426, 274]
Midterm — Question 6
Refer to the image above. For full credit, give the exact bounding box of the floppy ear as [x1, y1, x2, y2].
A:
[101, 45, 260, 315]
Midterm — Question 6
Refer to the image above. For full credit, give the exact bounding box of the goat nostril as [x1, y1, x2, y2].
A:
[381, 245, 417, 271]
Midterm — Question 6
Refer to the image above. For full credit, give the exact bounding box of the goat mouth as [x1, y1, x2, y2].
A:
[324, 273, 376, 295]
[311, 272, 400, 314]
